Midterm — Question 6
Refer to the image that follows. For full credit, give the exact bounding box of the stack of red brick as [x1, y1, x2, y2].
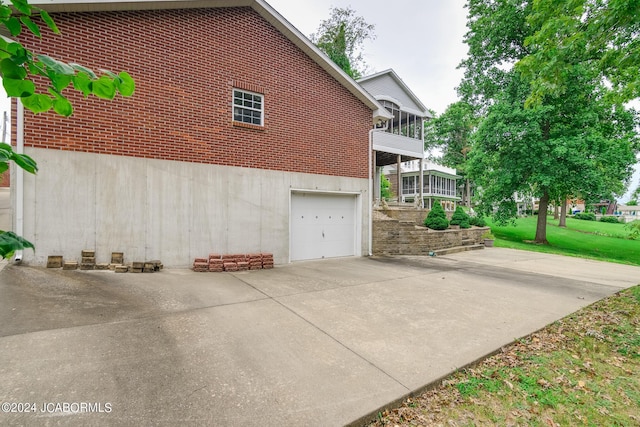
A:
[192, 257, 209, 272]
[192, 253, 274, 272]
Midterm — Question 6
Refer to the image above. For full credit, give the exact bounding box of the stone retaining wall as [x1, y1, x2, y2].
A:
[379, 207, 433, 224]
[373, 211, 489, 256]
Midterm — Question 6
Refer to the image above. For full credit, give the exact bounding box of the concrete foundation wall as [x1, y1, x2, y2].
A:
[16, 149, 370, 267]
[373, 214, 488, 256]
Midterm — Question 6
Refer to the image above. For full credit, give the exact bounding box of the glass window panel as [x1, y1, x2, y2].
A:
[232, 89, 264, 126]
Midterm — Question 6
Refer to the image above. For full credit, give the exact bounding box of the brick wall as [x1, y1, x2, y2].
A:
[0, 169, 8, 187]
[15, 7, 372, 179]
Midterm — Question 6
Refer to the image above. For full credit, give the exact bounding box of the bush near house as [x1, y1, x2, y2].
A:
[599, 215, 621, 224]
[450, 206, 472, 228]
[469, 215, 486, 227]
[424, 202, 449, 230]
[574, 212, 596, 221]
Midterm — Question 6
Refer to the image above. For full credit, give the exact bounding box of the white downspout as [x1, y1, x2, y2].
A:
[368, 128, 374, 256]
[14, 100, 24, 262]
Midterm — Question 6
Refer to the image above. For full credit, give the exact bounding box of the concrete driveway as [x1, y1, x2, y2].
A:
[1, 249, 639, 426]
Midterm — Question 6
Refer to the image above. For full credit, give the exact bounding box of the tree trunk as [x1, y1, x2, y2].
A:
[465, 178, 471, 208]
[553, 203, 559, 220]
[559, 198, 567, 227]
[535, 191, 550, 244]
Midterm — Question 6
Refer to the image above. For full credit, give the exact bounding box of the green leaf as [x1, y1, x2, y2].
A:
[48, 89, 73, 116]
[48, 71, 73, 92]
[12, 152, 37, 174]
[20, 93, 52, 113]
[0, 143, 10, 161]
[70, 63, 97, 79]
[72, 71, 92, 97]
[0, 162, 7, 174]
[0, 58, 27, 79]
[20, 15, 41, 38]
[39, 10, 59, 34]
[100, 69, 119, 79]
[2, 77, 34, 97]
[53, 97, 73, 116]
[0, 231, 35, 260]
[10, 0, 32, 16]
[5, 41, 28, 63]
[0, 5, 12, 20]
[0, 143, 37, 174]
[116, 71, 135, 96]
[5, 16, 21, 36]
[91, 75, 116, 99]
[37, 54, 74, 75]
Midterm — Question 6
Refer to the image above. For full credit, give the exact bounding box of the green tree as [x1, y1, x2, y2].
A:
[426, 101, 477, 207]
[0, 0, 135, 259]
[311, 7, 375, 79]
[380, 174, 393, 201]
[518, 0, 640, 106]
[461, 0, 638, 244]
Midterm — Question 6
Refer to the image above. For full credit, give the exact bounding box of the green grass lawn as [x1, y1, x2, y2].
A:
[489, 216, 640, 266]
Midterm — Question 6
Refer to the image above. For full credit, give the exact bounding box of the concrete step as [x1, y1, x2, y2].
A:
[434, 244, 485, 256]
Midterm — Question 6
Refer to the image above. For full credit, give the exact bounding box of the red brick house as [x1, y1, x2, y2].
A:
[12, 0, 392, 266]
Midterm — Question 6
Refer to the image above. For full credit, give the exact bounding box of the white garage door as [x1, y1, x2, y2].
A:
[290, 192, 358, 261]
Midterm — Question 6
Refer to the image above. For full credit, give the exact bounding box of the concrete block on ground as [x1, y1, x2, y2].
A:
[80, 263, 95, 271]
[111, 252, 124, 264]
[95, 263, 110, 270]
[62, 261, 78, 270]
[114, 265, 128, 273]
[81, 250, 95, 257]
[146, 260, 163, 271]
[46, 256, 63, 268]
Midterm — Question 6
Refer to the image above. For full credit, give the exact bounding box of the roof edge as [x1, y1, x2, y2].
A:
[359, 68, 432, 118]
[28, 0, 392, 123]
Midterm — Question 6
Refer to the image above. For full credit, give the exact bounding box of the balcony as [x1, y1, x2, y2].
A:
[372, 131, 424, 166]
[402, 187, 458, 199]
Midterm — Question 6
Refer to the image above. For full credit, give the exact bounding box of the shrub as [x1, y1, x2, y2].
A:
[450, 206, 471, 226]
[469, 216, 486, 227]
[460, 220, 471, 229]
[424, 202, 449, 230]
[599, 215, 621, 224]
[626, 220, 640, 240]
[574, 212, 596, 221]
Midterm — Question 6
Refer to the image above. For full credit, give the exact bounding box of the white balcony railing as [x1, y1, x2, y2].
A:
[372, 131, 423, 158]
[402, 188, 458, 198]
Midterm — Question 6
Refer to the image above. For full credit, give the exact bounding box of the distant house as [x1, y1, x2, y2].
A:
[383, 159, 461, 211]
[11, 0, 393, 266]
[358, 69, 432, 206]
[615, 204, 638, 223]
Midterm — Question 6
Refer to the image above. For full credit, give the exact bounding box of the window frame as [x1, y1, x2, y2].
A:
[232, 88, 264, 127]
